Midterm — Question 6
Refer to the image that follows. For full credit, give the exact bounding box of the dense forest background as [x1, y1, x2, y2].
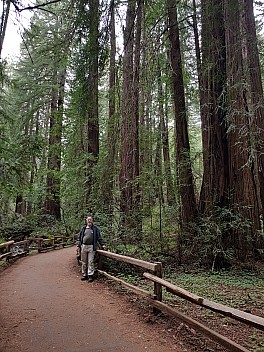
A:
[1, 0, 264, 269]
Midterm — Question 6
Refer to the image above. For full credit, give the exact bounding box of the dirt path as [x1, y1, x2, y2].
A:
[0, 247, 183, 352]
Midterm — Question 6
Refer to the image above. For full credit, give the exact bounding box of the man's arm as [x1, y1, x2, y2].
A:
[96, 226, 106, 249]
[77, 227, 83, 248]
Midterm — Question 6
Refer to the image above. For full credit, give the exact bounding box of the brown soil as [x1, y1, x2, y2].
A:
[0, 247, 263, 352]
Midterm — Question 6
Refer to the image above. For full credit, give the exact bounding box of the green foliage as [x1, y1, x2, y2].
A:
[252, 331, 264, 352]
[1, 0, 263, 267]
[0, 212, 69, 243]
[0, 214, 33, 241]
[185, 207, 253, 268]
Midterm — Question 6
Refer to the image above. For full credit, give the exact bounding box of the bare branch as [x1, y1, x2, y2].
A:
[10, 0, 61, 13]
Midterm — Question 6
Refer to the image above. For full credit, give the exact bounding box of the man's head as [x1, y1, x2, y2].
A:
[86, 216, 93, 227]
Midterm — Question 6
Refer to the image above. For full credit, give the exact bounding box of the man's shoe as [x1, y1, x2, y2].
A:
[88, 275, 94, 282]
[81, 276, 88, 281]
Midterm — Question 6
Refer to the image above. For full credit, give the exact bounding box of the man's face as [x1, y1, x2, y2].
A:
[87, 217, 93, 226]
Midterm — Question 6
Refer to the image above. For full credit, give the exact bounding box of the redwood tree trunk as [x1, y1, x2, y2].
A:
[199, 0, 228, 214]
[167, 0, 197, 226]
[157, 59, 175, 206]
[223, 0, 264, 259]
[83, 0, 100, 210]
[199, 0, 264, 260]
[45, 80, 62, 220]
[119, 0, 142, 237]
[101, 0, 118, 214]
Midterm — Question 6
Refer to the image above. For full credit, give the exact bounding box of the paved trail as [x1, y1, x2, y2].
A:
[0, 247, 181, 352]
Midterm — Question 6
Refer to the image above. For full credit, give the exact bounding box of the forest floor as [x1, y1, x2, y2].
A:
[0, 247, 263, 352]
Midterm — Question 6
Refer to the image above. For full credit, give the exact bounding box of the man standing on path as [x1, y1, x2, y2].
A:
[77, 216, 106, 282]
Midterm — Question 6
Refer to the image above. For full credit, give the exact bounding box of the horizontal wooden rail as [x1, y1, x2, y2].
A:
[143, 272, 264, 331]
[0, 241, 14, 249]
[148, 299, 250, 352]
[98, 269, 154, 299]
[0, 235, 76, 261]
[0, 241, 15, 261]
[0, 252, 12, 260]
[97, 249, 158, 272]
[13, 240, 29, 247]
[97, 250, 163, 304]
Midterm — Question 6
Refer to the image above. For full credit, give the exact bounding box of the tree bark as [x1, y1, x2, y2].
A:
[45, 76, 62, 220]
[100, 0, 118, 214]
[200, 0, 264, 260]
[199, 0, 228, 214]
[167, 0, 197, 226]
[119, 0, 142, 237]
[223, 0, 264, 258]
[157, 58, 175, 206]
[83, 0, 99, 211]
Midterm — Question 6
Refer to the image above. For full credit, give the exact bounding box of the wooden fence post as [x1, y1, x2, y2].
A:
[24, 240, 29, 253]
[7, 242, 12, 254]
[98, 252, 104, 271]
[153, 262, 162, 314]
[37, 239, 42, 253]
[154, 262, 163, 302]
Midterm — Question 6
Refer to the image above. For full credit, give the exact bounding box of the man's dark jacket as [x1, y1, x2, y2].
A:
[77, 224, 104, 251]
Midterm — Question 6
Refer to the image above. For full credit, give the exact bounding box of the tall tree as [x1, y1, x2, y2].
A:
[167, 0, 197, 227]
[44, 7, 74, 219]
[200, 0, 264, 260]
[119, 0, 142, 236]
[199, 0, 228, 214]
[75, 0, 100, 212]
[223, 0, 264, 258]
[100, 0, 118, 215]
[157, 58, 175, 205]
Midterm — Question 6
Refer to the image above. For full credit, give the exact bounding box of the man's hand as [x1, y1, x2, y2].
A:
[102, 245, 107, 251]
[76, 247, 80, 256]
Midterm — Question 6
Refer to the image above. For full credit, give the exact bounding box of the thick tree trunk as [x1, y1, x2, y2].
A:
[44, 16, 73, 220]
[119, 0, 142, 237]
[101, 0, 118, 214]
[120, 0, 136, 217]
[82, 0, 99, 211]
[200, 0, 264, 260]
[86, 0, 99, 159]
[167, 0, 197, 226]
[139, 4, 154, 210]
[45, 80, 62, 220]
[223, 0, 264, 259]
[199, 0, 228, 214]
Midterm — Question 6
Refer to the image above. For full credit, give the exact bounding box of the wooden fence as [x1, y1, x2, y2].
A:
[1, 237, 263, 352]
[97, 250, 264, 352]
[0, 234, 76, 261]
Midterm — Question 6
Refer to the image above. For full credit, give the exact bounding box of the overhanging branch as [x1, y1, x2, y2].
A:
[10, 0, 61, 13]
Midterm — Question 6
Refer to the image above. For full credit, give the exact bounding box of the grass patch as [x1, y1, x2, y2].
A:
[163, 268, 264, 309]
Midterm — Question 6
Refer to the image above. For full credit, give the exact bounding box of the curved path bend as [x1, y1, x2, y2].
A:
[0, 247, 181, 352]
